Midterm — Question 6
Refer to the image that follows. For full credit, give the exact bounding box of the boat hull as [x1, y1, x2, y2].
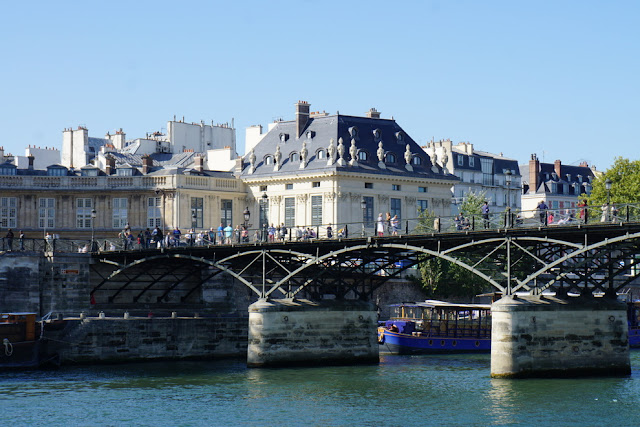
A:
[378, 329, 490, 355]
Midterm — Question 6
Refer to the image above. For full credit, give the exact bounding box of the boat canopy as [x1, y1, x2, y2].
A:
[388, 300, 491, 311]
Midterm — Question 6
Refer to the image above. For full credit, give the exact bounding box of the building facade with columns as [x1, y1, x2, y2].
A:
[239, 102, 457, 236]
[0, 155, 246, 240]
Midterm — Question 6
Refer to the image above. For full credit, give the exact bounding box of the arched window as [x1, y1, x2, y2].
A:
[290, 152, 300, 162]
[385, 153, 397, 164]
[358, 151, 368, 161]
[412, 156, 422, 166]
[264, 155, 273, 165]
[316, 149, 325, 160]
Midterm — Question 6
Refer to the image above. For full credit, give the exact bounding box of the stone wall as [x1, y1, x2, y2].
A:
[247, 299, 378, 367]
[44, 315, 248, 364]
[491, 295, 630, 378]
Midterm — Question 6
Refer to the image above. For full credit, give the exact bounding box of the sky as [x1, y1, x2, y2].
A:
[1, 1, 638, 171]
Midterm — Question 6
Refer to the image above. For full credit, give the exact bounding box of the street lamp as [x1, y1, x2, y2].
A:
[243, 207, 250, 229]
[505, 170, 512, 227]
[605, 178, 612, 222]
[90, 208, 97, 252]
[361, 198, 367, 237]
[261, 193, 268, 242]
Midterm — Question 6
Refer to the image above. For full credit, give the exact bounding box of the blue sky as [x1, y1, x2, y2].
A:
[1, 1, 638, 171]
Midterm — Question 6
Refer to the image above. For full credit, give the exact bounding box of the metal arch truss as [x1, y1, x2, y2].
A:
[91, 227, 640, 304]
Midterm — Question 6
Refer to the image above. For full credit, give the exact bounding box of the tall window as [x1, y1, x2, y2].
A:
[311, 196, 322, 226]
[481, 158, 494, 186]
[284, 197, 295, 227]
[76, 198, 93, 228]
[363, 196, 374, 228]
[391, 198, 401, 221]
[112, 198, 128, 229]
[221, 199, 233, 227]
[147, 197, 161, 228]
[191, 197, 203, 228]
[417, 200, 428, 214]
[259, 197, 269, 227]
[39, 198, 55, 229]
[0, 197, 17, 228]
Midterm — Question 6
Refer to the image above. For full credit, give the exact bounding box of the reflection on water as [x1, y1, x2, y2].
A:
[2, 353, 640, 425]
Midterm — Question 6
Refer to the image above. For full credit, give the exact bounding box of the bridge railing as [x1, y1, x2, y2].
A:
[2, 203, 639, 254]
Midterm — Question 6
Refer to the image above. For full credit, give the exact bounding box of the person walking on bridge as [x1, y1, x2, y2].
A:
[537, 200, 548, 225]
[482, 201, 490, 229]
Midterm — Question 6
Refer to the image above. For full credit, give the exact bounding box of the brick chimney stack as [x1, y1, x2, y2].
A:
[529, 154, 540, 194]
[554, 159, 562, 178]
[366, 108, 381, 119]
[194, 155, 204, 172]
[106, 155, 116, 175]
[295, 100, 310, 138]
[142, 154, 153, 174]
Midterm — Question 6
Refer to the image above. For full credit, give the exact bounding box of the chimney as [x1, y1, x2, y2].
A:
[366, 108, 381, 119]
[234, 156, 243, 177]
[27, 154, 35, 170]
[142, 154, 153, 174]
[106, 155, 116, 175]
[295, 100, 310, 138]
[554, 159, 562, 178]
[529, 154, 540, 194]
[194, 155, 204, 172]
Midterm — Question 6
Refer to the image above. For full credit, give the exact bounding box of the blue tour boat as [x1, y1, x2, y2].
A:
[378, 300, 491, 355]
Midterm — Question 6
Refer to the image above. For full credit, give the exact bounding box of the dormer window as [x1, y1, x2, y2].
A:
[290, 152, 300, 162]
[358, 151, 368, 162]
[47, 166, 67, 176]
[0, 164, 17, 176]
[372, 129, 381, 140]
[348, 127, 358, 138]
[316, 149, 325, 160]
[469, 157, 475, 167]
[395, 131, 404, 143]
[306, 130, 315, 140]
[264, 155, 273, 166]
[116, 168, 133, 176]
[385, 153, 397, 164]
[279, 133, 289, 143]
[457, 155, 464, 166]
[412, 156, 422, 166]
[82, 168, 99, 177]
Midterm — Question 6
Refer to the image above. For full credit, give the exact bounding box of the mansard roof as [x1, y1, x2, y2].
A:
[241, 114, 457, 181]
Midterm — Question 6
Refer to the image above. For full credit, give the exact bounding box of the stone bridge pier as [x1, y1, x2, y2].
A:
[247, 299, 378, 367]
[491, 295, 630, 378]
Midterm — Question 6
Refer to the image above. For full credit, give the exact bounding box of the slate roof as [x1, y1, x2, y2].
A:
[520, 162, 594, 194]
[109, 152, 198, 168]
[241, 114, 457, 181]
[452, 150, 521, 175]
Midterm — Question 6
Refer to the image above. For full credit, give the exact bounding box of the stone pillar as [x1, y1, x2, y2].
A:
[491, 295, 630, 378]
[247, 299, 378, 368]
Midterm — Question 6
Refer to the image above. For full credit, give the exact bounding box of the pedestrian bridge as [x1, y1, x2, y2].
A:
[88, 220, 640, 306]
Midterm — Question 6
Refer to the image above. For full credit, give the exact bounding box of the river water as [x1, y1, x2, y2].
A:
[2, 351, 640, 426]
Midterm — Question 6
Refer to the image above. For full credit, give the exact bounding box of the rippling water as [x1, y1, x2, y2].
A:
[2, 351, 640, 426]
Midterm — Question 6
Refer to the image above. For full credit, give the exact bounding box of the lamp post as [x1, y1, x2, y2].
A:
[361, 198, 367, 237]
[505, 170, 512, 227]
[243, 207, 250, 229]
[261, 192, 268, 242]
[155, 189, 166, 238]
[605, 178, 612, 222]
[90, 208, 97, 252]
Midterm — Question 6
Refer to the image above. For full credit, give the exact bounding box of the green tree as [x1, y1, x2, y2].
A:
[586, 157, 640, 219]
[459, 190, 487, 218]
[414, 202, 491, 299]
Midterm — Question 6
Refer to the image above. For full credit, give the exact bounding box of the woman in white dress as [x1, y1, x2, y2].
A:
[376, 213, 385, 237]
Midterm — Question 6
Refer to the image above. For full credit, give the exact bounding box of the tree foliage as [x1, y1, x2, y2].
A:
[459, 190, 487, 218]
[586, 157, 640, 205]
[414, 203, 490, 299]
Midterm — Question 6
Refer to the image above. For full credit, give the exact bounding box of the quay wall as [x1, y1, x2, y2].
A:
[491, 295, 630, 378]
[45, 316, 248, 364]
[247, 299, 378, 367]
